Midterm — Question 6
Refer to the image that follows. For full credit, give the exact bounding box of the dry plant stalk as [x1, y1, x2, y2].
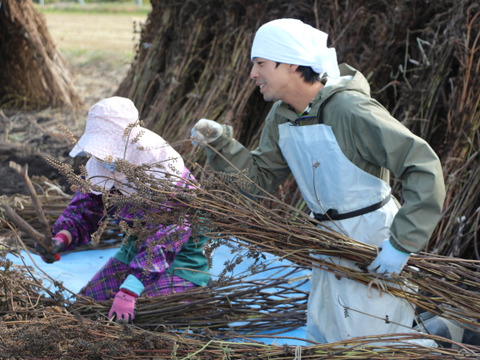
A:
[8, 162, 52, 236]
[0, 153, 477, 356]
[0, 193, 123, 250]
[0, 0, 83, 109]
[1, 253, 480, 358]
[181, 166, 480, 330]
[87, 153, 480, 331]
[72, 261, 309, 336]
[1, 162, 54, 253]
[44, 149, 480, 334]
[118, 0, 480, 260]
[1, 203, 46, 246]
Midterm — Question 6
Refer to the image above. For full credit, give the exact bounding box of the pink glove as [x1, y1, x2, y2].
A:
[108, 289, 138, 322]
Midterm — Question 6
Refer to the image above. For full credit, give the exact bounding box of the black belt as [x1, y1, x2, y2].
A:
[313, 193, 392, 222]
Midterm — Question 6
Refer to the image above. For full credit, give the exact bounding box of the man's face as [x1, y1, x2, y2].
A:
[250, 58, 292, 102]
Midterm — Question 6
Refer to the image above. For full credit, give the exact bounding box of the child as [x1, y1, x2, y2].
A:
[37, 96, 210, 322]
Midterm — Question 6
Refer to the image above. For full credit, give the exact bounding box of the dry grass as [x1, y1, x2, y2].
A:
[37, 7, 147, 111]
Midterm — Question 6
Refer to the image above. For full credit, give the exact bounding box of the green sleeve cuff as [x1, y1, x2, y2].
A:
[120, 274, 145, 297]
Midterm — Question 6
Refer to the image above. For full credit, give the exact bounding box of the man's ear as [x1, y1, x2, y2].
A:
[288, 64, 299, 72]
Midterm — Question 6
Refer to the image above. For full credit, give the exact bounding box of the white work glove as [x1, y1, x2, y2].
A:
[190, 119, 223, 146]
[367, 239, 410, 276]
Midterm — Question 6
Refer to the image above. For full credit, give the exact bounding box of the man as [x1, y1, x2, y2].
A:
[190, 18, 445, 344]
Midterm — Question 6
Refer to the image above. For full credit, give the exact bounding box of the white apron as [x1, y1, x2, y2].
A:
[278, 122, 425, 345]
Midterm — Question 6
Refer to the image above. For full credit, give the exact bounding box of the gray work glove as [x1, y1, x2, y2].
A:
[190, 119, 223, 146]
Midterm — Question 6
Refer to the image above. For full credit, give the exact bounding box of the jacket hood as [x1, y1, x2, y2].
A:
[322, 63, 371, 99]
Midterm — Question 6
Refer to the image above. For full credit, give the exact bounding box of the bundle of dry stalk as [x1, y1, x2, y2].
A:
[0, 0, 82, 109]
[0, 220, 309, 338]
[117, 0, 480, 260]
[73, 259, 309, 336]
[1, 253, 479, 359]
[0, 192, 122, 250]
[38, 152, 480, 355]
[176, 164, 480, 331]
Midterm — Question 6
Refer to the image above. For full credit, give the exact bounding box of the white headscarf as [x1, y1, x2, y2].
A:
[250, 18, 340, 79]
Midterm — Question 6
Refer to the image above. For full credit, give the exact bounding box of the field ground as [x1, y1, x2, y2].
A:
[43, 12, 146, 62]
[39, 3, 150, 106]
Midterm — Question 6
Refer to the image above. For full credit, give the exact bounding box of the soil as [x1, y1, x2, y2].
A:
[0, 59, 130, 197]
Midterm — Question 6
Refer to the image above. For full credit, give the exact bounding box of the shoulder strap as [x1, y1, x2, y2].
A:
[316, 93, 337, 124]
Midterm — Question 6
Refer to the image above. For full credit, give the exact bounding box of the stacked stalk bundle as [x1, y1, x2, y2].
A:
[43, 152, 480, 344]
[0, 0, 82, 109]
[1, 144, 479, 356]
[73, 262, 309, 336]
[1, 251, 480, 358]
[117, 0, 480, 260]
